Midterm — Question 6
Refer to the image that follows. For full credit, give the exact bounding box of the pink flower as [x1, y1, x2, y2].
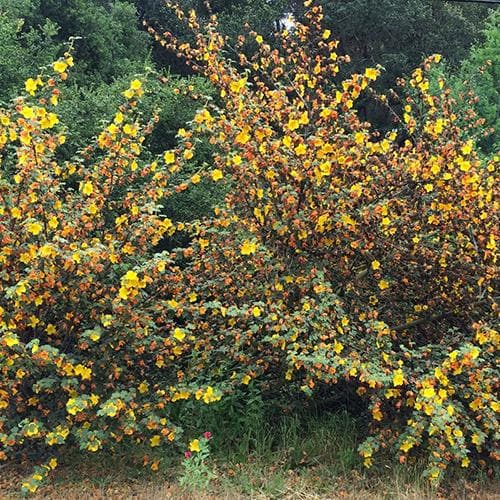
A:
[184, 451, 192, 459]
[203, 431, 212, 440]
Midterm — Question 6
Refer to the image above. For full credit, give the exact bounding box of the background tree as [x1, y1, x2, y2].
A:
[454, 8, 499, 152]
[293, 0, 492, 87]
[291, 0, 493, 127]
[132, 0, 290, 73]
[0, 0, 59, 103]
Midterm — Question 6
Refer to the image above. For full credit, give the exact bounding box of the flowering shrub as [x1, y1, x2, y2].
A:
[0, 1, 497, 493]
[148, 1, 498, 482]
[0, 55, 225, 493]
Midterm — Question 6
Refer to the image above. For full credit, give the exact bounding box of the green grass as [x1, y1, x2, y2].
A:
[1, 393, 498, 498]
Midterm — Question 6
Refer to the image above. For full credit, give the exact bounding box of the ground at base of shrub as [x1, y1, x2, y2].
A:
[1, 458, 498, 500]
[1, 410, 497, 500]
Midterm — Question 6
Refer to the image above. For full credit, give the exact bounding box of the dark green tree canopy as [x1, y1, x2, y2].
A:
[293, 0, 493, 88]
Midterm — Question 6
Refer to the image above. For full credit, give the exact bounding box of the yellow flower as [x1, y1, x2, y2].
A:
[53, 60, 68, 73]
[48, 216, 59, 229]
[122, 270, 140, 288]
[202, 386, 221, 404]
[27, 222, 43, 235]
[364, 68, 378, 80]
[400, 440, 413, 452]
[24, 422, 39, 437]
[20, 106, 35, 121]
[150, 435, 161, 447]
[211, 169, 223, 181]
[236, 131, 250, 144]
[173, 327, 186, 342]
[191, 173, 201, 184]
[421, 387, 435, 398]
[22, 482, 38, 493]
[15, 281, 28, 296]
[101, 314, 113, 327]
[350, 183, 362, 196]
[299, 111, 309, 125]
[230, 77, 247, 93]
[123, 123, 137, 136]
[130, 79, 142, 90]
[288, 118, 300, 131]
[25, 78, 38, 95]
[252, 306, 261, 318]
[371, 260, 381, 271]
[164, 151, 176, 164]
[123, 88, 135, 99]
[189, 439, 201, 452]
[378, 279, 389, 290]
[393, 369, 404, 387]
[255, 35, 263, 44]
[172, 391, 190, 402]
[283, 136, 293, 149]
[40, 112, 59, 129]
[242, 374, 251, 385]
[66, 398, 84, 415]
[240, 240, 257, 255]
[372, 406, 383, 421]
[340, 214, 356, 227]
[103, 401, 118, 417]
[295, 143, 307, 156]
[74, 364, 91, 380]
[89, 330, 101, 341]
[82, 181, 93, 196]
[87, 439, 101, 452]
[461, 141, 473, 155]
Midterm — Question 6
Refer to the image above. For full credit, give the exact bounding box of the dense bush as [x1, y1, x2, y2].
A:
[0, 58, 192, 493]
[0, 2, 497, 493]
